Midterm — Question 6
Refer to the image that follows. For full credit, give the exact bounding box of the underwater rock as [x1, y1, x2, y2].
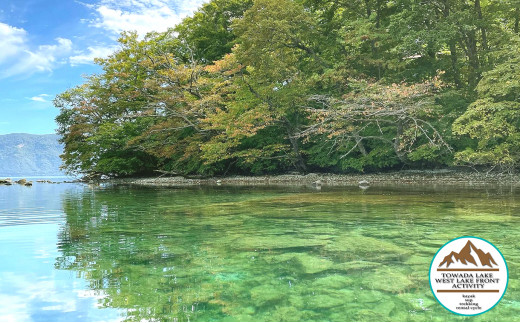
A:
[250, 284, 287, 306]
[270, 306, 304, 322]
[406, 267, 430, 286]
[354, 290, 386, 304]
[306, 290, 355, 309]
[360, 266, 415, 293]
[264, 252, 334, 274]
[294, 253, 334, 274]
[417, 240, 445, 248]
[507, 277, 520, 290]
[412, 243, 439, 255]
[263, 252, 306, 264]
[403, 255, 429, 266]
[454, 208, 513, 223]
[288, 294, 304, 309]
[312, 274, 354, 289]
[325, 235, 410, 262]
[333, 261, 381, 272]
[397, 293, 437, 311]
[352, 309, 386, 321]
[295, 225, 340, 235]
[233, 236, 329, 250]
[309, 294, 344, 309]
[373, 300, 396, 316]
[213, 272, 244, 282]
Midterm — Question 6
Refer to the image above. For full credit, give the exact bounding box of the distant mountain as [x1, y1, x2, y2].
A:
[439, 240, 497, 268]
[0, 133, 66, 176]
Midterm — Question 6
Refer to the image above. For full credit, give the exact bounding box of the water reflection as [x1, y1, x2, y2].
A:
[0, 183, 121, 321]
[52, 185, 520, 321]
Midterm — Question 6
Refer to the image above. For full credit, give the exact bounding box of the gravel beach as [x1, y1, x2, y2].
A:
[107, 170, 520, 188]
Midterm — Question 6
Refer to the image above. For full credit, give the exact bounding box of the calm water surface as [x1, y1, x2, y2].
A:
[1, 182, 519, 321]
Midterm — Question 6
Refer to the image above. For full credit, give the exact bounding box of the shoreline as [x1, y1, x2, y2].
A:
[108, 170, 520, 188]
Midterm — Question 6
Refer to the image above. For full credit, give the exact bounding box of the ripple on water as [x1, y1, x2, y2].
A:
[1, 184, 520, 321]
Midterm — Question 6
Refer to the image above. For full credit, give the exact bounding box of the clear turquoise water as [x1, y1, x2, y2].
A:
[1, 182, 519, 321]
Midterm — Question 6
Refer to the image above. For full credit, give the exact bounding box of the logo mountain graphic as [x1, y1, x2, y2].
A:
[438, 240, 498, 268]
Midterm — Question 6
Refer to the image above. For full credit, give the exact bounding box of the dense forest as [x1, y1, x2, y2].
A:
[55, 0, 520, 178]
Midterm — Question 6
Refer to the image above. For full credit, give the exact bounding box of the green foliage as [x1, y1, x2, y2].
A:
[453, 58, 520, 170]
[55, 0, 520, 177]
[175, 0, 253, 63]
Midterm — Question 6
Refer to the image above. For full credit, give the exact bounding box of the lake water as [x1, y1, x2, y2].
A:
[1, 182, 519, 321]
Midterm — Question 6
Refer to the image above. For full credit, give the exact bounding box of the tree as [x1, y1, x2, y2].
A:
[453, 57, 520, 171]
[54, 72, 157, 177]
[300, 77, 451, 171]
[201, 0, 328, 173]
[174, 0, 253, 63]
[55, 31, 217, 177]
[54, 0, 520, 177]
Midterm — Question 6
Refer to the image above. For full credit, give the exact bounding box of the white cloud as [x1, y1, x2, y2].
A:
[29, 94, 50, 102]
[30, 96, 46, 102]
[0, 22, 25, 61]
[89, 0, 207, 36]
[69, 45, 119, 65]
[0, 294, 31, 321]
[0, 22, 72, 78]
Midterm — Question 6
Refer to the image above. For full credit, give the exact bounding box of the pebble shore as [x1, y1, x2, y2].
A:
[108, 170, 520, 188]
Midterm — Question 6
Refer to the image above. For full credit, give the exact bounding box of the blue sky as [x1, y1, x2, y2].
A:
[0, 0, 206, 135]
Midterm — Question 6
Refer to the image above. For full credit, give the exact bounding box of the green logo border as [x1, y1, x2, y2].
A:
[428, 236, 509, 316]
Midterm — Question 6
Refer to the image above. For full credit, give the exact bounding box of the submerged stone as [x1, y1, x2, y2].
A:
[306, 290, 355, 309]
[354, 290, 386, 304]
[373, 300, 396, 316]
[294, 253, 334, 274]
[309, 294, 344, 309]
[325, 235, 410, 262]
[404, 255, 429, 266]
[270, 306, 303, 322]
[312, 274, 354, 289]
[353, 309, 386, 321]
[360, 266, 415, 293]
[333, 261, 381, 272]
[261, 252, 334, 274]
[263, 252, 305, 264]
[213, 272, 244, 282]
[288, 294, 304, 309]
[397, 293, 436, 311]
[250, 285, 287, 306]
[232, 235, 328, 250]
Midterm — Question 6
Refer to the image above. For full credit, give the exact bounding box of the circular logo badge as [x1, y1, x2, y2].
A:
[429, 236, 508, 316]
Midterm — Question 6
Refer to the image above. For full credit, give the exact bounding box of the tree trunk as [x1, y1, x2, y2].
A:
[284, 118, 307, 173]
[466, 30, 481, 90]
[287, 131, 308, 173]
[442, 0, 461, 88]
[364, 0, 371, 18]
[515, 8, 519, 34]
[393, 119, 407, 163]
[449, 41, 462, 88]
[371, 0, 383, 80]
[354, 132, 368, 156]
[474, 0, 488, 50]
[375, 0, 381, 28]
